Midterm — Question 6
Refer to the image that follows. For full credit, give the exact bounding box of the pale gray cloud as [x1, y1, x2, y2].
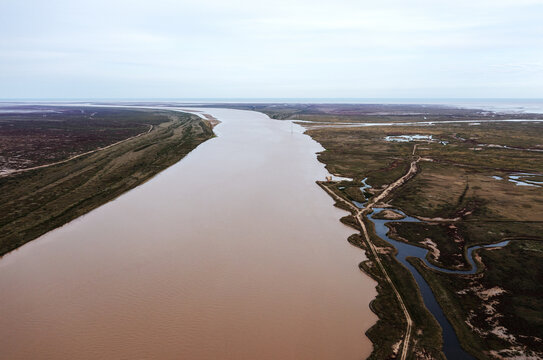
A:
[1, 0, 542, 98]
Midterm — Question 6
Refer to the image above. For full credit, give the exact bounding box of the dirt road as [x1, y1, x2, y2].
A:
[319, 149, 420, 360]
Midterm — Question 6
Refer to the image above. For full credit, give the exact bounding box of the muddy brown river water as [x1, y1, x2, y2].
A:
[0, 108, 377, 360]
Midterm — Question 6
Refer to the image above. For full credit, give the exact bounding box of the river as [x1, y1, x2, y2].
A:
[0, 108, 377, 360]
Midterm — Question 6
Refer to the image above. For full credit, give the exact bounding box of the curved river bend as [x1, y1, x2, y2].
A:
[0, 108, 377, 360]
[369, 208, 509, 359]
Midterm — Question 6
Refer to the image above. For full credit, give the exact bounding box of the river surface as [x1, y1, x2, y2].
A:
[0, 108, 377, 360]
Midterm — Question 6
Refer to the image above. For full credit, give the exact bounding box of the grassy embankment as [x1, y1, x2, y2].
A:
[247, 104, 543, 359]
[0, 108, 215, 256]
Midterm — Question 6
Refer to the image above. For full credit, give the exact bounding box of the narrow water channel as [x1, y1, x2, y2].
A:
[0, 108, 377, 360]
[367, 207, 509, 359]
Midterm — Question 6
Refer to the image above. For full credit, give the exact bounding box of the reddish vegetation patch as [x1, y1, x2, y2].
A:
[0, 107, 165, 172]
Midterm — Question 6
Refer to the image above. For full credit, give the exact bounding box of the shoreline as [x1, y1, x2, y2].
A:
[316, 147, 434, 359]
[0, 107, 216, 257]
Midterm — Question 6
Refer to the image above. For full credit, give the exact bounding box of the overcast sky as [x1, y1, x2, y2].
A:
[1, 0, 542, 99]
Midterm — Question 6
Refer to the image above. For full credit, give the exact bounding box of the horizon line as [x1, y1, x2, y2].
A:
[1, 97, 542, 102]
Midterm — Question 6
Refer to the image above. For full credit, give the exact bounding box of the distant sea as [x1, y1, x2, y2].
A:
[1, 98, 543, 114]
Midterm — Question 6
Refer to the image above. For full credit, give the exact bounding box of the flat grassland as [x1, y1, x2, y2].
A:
[250, 104, 543, 359]
[0, 106, 214, 256]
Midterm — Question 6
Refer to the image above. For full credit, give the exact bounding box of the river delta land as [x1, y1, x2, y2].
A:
[0, 102, 542, 360]
[243, 103, 543, 359]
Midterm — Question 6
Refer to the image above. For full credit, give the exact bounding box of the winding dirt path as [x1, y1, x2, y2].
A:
[319, 148, 420, 360]
[362, 158, 420, 215]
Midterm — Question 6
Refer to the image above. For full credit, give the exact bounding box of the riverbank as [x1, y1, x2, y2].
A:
[0, 107, 215, 256]
[318, 171, 446, 360]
